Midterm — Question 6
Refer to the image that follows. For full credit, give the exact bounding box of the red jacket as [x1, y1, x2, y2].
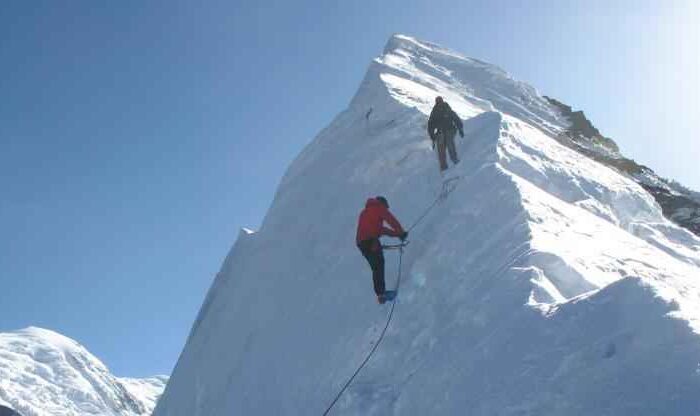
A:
[356, 198, 405, 244]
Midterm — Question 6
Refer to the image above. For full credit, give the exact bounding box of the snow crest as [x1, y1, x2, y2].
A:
[154, 35, 700, 415]
[0, 327, 167, 416]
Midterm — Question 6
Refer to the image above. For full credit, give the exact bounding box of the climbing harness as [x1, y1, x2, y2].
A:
[322, 179, 459, 415]
[322, 245, 405, 416]
[382, 241, 409, 250]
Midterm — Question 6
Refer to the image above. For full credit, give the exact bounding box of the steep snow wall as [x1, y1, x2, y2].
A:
[154, 35, 700, 415]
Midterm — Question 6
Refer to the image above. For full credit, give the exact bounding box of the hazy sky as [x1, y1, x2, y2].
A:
[1, 0, 697, 377]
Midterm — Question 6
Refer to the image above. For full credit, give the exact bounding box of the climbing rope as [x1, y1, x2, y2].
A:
[407, 194, 443, 232]
[322, 246, 405, 416]
[408, 178, 460, 232]
[322, 180, 459, 415]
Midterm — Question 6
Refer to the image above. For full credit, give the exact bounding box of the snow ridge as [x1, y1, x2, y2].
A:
[154, 35, 700, 415]
[0, 327, 167, 416]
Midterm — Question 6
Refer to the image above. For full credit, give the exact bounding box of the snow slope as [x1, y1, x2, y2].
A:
[543, 95, 700, 237]
[154, 35, 700, 415]
[0, 327, 167, 416]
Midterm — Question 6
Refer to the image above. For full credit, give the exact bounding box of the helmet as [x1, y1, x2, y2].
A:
[375, 196, 389, 208]
[435, 96, 444, 104]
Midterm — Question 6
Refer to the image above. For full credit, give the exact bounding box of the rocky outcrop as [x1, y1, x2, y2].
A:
[642, 184, 700, 235]
[545, 96, 700, 237]
[545, 96, 619, 154]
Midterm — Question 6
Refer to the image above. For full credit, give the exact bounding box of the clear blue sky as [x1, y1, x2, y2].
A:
[1, 0, 697, 377]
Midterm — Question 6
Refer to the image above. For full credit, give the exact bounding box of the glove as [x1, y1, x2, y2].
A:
[399, 231, 408, 242]
[459, 130, 464, 138]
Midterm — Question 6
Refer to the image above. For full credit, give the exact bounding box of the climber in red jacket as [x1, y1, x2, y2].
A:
[356, 196, 408, 304]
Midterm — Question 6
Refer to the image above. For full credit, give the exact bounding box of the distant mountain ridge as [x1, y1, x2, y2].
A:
[0, 327, 167, 416]
[545, 96, 700, 235]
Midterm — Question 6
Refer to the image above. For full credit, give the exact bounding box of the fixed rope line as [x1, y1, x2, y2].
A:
[407, 178, 459, 232]
[322, 246, 405, 416]
[322, 180, 458, 414]
[407, 194, 442, 232]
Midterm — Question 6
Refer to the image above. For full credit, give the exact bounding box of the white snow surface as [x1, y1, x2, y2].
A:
[0, 327, 167, 416]
[154, 35, 700, 415]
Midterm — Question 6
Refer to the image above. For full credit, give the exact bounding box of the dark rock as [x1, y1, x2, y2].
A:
[544, 96, 700, 237]
[641, 185, 700, 236]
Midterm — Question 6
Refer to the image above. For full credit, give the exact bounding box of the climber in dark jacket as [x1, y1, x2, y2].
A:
[428, 96, 464, 171]
[356, 196, 407, 304]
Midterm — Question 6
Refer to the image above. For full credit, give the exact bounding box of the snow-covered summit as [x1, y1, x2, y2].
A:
[154, 35, 700, 415]
[351, 35, 563, 133]
[375, 36, 700, 237]
[0, 327, 167, 416]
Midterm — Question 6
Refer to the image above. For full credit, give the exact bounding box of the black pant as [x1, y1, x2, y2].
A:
[436, 127, 459, 171]
[358, 239, 385, 296]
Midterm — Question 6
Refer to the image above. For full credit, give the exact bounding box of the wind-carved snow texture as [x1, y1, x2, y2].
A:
[154, 35, 700, 415]
[0, 327, 167, 416]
